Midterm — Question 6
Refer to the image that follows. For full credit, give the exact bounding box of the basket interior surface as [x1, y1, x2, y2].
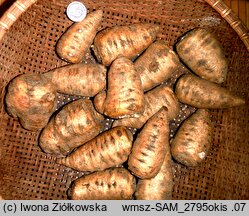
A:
[0, 0, 248, 200]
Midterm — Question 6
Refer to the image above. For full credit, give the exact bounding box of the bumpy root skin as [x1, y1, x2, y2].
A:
[128, 107, 169, 179]
[70, 168, 136, 200]
[5, 74, 57, 131]
[93, 23, 160, 66]
[175, 74, 245, 109]
[57, 126, 133, 172]
[135, 40, 180, 91]
[171, 109, 213, 167]
[56, 10, 103, 63]
[103, 56, 145, 119]
[39, 99, 104, 157]
[176, 28, 228, 84]
[113, 85, 180, 129]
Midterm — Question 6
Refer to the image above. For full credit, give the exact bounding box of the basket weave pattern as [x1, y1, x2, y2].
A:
[0, 0, 248, 200]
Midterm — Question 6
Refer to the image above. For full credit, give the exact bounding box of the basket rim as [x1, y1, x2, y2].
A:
[0, 0, 248, 51]
[0, 0, 246, 199]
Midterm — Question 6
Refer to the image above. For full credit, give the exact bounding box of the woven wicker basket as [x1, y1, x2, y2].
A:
[0, 0, 248, 200]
